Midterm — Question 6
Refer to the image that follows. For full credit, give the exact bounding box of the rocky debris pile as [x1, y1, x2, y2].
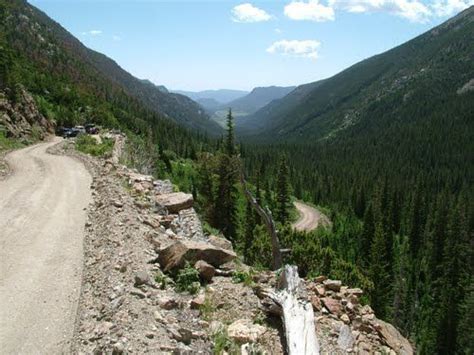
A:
[301, 277, 412, 354]
[54, 138, 413, 354]
[0, 89, 54, 140]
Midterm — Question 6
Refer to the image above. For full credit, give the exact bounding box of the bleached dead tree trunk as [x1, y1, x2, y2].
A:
[276, 265, 320, 354]
[258, 265, 320, 355]
[239, 172, 319, 353]
[240, 172, 282, 270]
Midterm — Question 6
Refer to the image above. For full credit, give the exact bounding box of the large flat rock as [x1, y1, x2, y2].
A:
[155, 192, 193, 213]
[158, 240, 237, 273]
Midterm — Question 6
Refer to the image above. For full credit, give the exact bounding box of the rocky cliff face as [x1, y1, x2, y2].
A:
[0, 89, 54, 140]
[54, 138, 413, 354]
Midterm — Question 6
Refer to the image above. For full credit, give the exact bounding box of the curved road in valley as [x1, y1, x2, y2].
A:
[0, 138, 91, 354]
[292, 201, 331, 232]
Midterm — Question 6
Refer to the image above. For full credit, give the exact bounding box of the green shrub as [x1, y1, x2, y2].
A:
[75, 134, 113, 157]
[175, 262, 201, 294]
[155, 272, 173, 290]
[232, 270, 254, 286]
[212, 328, 238, 355]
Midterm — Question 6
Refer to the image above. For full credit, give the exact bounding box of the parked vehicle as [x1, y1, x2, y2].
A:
[75, 126, 86, 134]
[85, 123, 99, 134]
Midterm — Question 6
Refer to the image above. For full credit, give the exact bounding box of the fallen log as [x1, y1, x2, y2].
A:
[258, 265, 320, 355]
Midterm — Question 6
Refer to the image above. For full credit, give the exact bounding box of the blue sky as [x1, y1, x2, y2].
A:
[29, 0, 472, 91]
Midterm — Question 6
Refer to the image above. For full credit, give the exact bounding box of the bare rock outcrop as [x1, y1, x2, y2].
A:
[0, 89, 54, 140]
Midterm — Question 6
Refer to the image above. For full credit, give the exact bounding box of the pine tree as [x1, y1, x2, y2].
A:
[369, 220, 392, 319]
[360, 204, 375, 268]
[214, 112, 239, 241]
[215, 154, 238, 241]
[276, 156, 290, 225]
[225, 108, 235, 156]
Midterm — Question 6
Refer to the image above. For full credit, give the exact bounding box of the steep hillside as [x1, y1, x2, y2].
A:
[239, 6, 474, 141]
[227, 85, 296, 116]
[236, 81, 324, 133]
[0, 0, 221, 135]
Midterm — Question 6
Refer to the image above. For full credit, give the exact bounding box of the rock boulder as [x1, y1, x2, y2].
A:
[227, 319, 266, 343]
[155, 192, 193, 213]
[158, 240, 236, 273]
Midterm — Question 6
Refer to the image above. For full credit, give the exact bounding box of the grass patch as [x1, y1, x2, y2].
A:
[75, 134, 113, 157]
[200, 292, 216, 321]
[0, 130, 25, 152]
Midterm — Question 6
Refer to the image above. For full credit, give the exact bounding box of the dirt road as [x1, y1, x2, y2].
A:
[293, 201, 331, 232]
[0, 139, 91, 354]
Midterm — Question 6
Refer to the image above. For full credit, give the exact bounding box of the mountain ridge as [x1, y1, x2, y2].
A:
[238, 6, 474, 142]
[0, 0, 222, 135]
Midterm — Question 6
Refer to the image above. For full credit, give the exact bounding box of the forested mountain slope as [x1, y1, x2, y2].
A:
[0, 0, 222, 135]
[239, 6, 474, 141]
[226, 85, 296, 116]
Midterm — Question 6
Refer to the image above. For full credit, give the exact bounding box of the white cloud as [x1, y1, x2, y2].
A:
[112, 35, 122, 41]
[267, 39, 321, 59]
[431, 0, 474, 17]
[232, 3, 272, 23]
[284, 0, 335, 22]
[275, 28, 283, 33]
[81, 30, 102, 36]
[328, 0, 432, 22]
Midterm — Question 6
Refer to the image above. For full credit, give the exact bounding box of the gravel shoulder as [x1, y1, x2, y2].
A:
[293, 201, 331, 232]
[0, 138, 91, 354]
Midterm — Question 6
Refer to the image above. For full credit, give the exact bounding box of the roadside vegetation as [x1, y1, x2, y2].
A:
[75, 135, 114, 157]
[0, 131, 24, 152]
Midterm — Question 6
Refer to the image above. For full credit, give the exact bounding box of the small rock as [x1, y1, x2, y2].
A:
[347, 288, 364, 297]
[227, 319, 266, 343]
[153, 310, 164, 322]
[130, 290, 146, 299]
[310, 295, 321, 311]
[322, 297, 343, 316]
[145, 332, 154, 339]
[134, 271, 150, 286]
[169, 327, 193, 345]
[113, 200, 123, 208]
[190, 294, 206, 310]
[341, 314, 351, 324]
[315, 285, 326, 297]
[112, 342, 125, 354]
[338, 325, 355, 350]
[194, 260, 215, 283]
[360, 305, 374, 315]
[323, 279, 342, 292]
[158, 296, 178, 310]
[315, 275, 327, 283]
